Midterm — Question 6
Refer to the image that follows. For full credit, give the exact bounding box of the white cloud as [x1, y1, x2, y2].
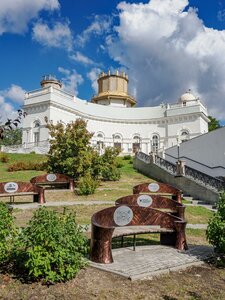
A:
[0, 84, 25, 123]
[0, 0, 59, 35]
[77, 15, 112, 46]
[4, 85, 26, 104]
[32, 21, 73, 51]
[87, 68, 101, 93]
[58, 67, 83, 95]
[70, 52, 94, 65]
[107, 0, 225, 120]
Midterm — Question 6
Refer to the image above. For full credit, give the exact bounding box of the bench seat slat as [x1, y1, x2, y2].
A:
[113, 226, 174, 238]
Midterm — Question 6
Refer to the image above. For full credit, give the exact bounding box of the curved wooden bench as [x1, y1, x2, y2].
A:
[0, 181, 45, 204]
[115, 194, 185, 219]
[30, 173, 74, 191]
[90, 205, 187, 264]
[133, 181, 182, 203]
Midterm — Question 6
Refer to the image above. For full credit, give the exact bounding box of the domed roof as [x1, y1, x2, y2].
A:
[179, 89, 197, 102]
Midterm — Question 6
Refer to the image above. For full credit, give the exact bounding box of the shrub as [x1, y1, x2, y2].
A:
[78, 173, 98, 195]
[0, 202, 16, 264]
[7, 161, 46, 172]
[102, 166, 121, 181]
[13, 207, 88, 283]
[206, 193, 225, 266]
[0, 153, 10, 163]
[101, 147, 121, 181]
[123, 155, 131, 160]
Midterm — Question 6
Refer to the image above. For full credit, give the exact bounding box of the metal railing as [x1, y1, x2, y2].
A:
[136, 151, 225, 192]
[136, 151, 150, 164]
[155, 155, 177, 175]
[185, 165, 225, 192]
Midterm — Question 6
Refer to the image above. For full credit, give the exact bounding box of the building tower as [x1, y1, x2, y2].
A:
[40, 75, 62, 89]
[91, 70, 136, 107]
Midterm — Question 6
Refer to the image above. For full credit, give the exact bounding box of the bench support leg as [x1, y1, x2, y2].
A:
[133, 234, 136, 251]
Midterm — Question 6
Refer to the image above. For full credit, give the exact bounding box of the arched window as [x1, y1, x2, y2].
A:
[132, 135, 141, 153]
[180, 130, 190, 142]
[33, 121, 40, 146]
[152, 134, 160, 153]
[113, 134, 122, 150]
[96, 132, 105, 150]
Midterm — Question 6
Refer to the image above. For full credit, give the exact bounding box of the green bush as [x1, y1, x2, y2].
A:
[101, 147, 121, 181]
[206, 193, 225, 265]
[7, 161, 46, 172]
[102, 166, 121, 181]
[13, 207, 88, 283]
[78, 173, 98, 195]
[0, 202, 16, 264]
[123, 155, 131, 160]
[0, 153, 10, 163]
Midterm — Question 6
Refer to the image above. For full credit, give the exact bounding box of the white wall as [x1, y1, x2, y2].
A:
[165, 127, 225, 177]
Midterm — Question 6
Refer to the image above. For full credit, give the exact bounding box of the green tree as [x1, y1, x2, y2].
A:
[101, 147, 121, 181]
[208, 116, 221, 132]
[206, 193, 225, 266]
[0, 128, 22, 146]
[46, 119, 101, 180]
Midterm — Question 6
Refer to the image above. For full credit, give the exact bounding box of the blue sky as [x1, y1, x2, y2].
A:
[1, 0, 225, 124]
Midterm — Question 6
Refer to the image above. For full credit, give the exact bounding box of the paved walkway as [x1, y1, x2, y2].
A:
[9, 200, 113, 210]
[90, 245, 214, 281]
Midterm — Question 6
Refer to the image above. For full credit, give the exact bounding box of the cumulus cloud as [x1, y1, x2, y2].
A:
[0, 0, 59, 35]
[0, 84, 25, 122]
[77, 15, 112, 46]
[87, 68, 102, 93]
[32, 21, 73, 51]
[107, 0, 225, 120]
[70, 52, 94, 65]
[58, 67, 83, 95]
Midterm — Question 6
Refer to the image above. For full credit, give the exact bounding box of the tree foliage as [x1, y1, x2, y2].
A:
[46, 119, 120, 182]
[46, 119, 100, 180]
[13, 207, 88, 283]
[206, 193, 225, 265]
[0, 202, 17, 264]
[0, 110, 26, 141]
[208, 116, 221, 132]
[0, 128, 22, 146]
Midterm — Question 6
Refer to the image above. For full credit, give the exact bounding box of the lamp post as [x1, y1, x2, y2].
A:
[176, 137, 180, 161]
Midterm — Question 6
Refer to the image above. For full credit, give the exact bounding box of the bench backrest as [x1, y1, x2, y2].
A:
[30, 173, 74, 191]
[30, 173, 71, 184]
[92, 205, 182, 229]
[133, 181, 182, 203]
[0, 181, 40, 194]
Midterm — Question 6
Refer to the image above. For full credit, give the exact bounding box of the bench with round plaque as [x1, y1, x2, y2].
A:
[137, 195, 153, 207]
[113, 206, 133, 226]
[46, 174, 57, 182]
[4, 182, 19, 193]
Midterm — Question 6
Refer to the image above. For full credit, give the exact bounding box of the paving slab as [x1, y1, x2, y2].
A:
[89, 245, 214, 281]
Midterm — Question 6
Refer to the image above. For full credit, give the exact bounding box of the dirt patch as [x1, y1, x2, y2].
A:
[0, 264, 224, 299]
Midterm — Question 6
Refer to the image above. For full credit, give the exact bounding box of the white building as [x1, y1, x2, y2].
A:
[19, 71, 209, 155]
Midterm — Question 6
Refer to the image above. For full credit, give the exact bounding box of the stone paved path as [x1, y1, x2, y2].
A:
[90, 245, 214, 281]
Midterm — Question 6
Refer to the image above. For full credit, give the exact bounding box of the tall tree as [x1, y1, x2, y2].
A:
[46, 119, 101, 180]
[208, 116, 221, 132]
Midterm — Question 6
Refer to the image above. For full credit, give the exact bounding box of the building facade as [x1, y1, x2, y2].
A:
[18, 71, 209, 155]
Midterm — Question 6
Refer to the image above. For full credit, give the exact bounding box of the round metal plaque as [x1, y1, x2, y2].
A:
[46, 174, 57, 182]
[148, 182, 160, 192]
[137, 195, 153, 207]
[113, 206, 133, 226]
[4, 182, 19, 193]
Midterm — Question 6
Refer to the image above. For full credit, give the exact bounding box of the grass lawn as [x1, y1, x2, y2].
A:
[0, 153, 46, 182]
